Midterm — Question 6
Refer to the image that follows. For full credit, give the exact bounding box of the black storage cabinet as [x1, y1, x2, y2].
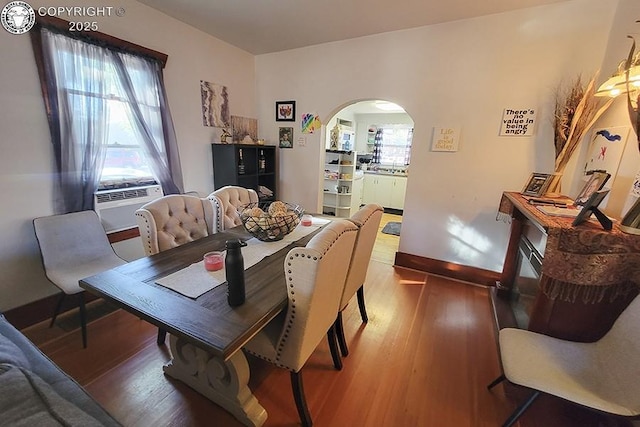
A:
[211, 143, 276, 202]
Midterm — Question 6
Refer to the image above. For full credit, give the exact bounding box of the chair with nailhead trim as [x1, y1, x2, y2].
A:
[243, 219, 358, 427]
[207, 186, 259, 232]
[333, 203, 384, 358]
[135, 194, 215, 344]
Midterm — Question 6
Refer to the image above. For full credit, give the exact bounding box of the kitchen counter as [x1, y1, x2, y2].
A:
[363, 170, 408, 177]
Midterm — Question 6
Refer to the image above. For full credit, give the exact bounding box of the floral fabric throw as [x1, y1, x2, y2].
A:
[498, 192, 640, 303]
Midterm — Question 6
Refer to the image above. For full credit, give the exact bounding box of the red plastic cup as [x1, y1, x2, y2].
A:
[204, 251, 224, 271]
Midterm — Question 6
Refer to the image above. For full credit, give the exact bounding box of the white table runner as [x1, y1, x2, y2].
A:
[155, 217, 330, 298]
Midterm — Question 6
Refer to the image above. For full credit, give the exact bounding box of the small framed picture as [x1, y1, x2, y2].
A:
[574, 171, 611, 206]
[276, 101, 296, 121]
[522, 173, 552, 197]
[572, 189, 612, 230]
[279, 127, 293, 148]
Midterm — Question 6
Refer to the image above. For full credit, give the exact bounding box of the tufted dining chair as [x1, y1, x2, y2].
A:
[243, 219, 358, 427]
[33, 210, 127, 348]
[135, 194, 215, 344]
[135, 194, 215, 256]
[207, 186, 259, 232]
[333, 203, 383, 357]
[488, 293, 640, 427]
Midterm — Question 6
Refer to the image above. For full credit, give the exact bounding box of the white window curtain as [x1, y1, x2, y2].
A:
[37, 27, 183, 213]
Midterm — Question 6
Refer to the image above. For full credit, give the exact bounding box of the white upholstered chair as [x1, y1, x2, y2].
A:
[488, 294, 640, 427]
[207, 186, 259, 232]
[33, 210, 126, 348]
[135, 194, 215, 256]
[334, 203, 383, 357]
[135, 194, 215, 343]
[243, 219, 358, 427]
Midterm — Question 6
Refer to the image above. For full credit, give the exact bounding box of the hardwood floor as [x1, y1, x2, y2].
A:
[371, 212, 402, 264]
[20, 214, 620, 427]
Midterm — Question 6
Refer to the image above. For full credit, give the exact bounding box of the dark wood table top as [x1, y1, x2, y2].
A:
[80, 226, 321, 360]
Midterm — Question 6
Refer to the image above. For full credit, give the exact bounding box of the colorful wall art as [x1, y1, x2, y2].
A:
[583, 126, 630, 178]
[301, 113, 321, 134]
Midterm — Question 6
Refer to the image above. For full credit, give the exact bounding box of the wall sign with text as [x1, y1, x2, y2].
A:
[499, 108, 536, 136]
[431, 126, 460, 152]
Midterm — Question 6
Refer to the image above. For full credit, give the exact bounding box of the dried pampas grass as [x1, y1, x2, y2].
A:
[553, 73, 614, 176]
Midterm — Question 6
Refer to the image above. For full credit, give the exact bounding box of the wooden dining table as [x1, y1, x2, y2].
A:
[80, 223, 325, 427]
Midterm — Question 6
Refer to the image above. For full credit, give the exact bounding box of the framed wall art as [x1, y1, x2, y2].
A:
[279, 127, 293, 148]
[276, 101, 296, 121]
[521, 173, 552, 197]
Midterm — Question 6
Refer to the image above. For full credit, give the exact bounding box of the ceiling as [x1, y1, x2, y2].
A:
[137, 0, 573, 55]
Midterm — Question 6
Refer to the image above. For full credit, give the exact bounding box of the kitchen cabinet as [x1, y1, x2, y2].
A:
[390, 176, 407, 209]
[351, 175, 364, 212]
[362, 173, 406, 210]
[211, 144, 276, 202]
[323, 150, 357, 218]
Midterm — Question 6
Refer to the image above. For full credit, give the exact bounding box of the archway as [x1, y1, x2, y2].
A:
[320, 99, 414, 258]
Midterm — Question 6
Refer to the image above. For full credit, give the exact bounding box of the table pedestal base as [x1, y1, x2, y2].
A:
[163, 335, 267, 427]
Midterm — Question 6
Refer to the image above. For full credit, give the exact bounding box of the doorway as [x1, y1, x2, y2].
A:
[323, 99, 414, 259]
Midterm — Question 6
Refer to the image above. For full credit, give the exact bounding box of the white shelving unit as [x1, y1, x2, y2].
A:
[322, 150, 357, 218]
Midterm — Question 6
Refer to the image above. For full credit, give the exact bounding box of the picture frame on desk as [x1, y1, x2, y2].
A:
[522, 173, 552, 197]
[574, 171, 611, 206]
[572, 189, 612, 230]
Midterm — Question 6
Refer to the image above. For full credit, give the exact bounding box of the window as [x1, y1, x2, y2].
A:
[32, 20, 182, 213]
[55, 44, 164, 189]
[372, 125, 413, 166]
[99, 83, 163, 188]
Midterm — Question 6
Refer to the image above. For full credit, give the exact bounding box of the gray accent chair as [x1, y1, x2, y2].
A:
[488, 293, 640, 426]
[33, 210, 126, 348]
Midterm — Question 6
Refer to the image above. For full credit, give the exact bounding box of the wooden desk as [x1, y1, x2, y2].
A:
[494, 192, 640, 341]
[80, 225, 322, 427]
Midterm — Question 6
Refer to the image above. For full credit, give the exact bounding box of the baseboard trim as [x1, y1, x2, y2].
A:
[4, 292, 100, 330]
[394, 252, 500, 287]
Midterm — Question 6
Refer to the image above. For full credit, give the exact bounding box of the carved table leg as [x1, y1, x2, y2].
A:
[163, 335, 267, 427]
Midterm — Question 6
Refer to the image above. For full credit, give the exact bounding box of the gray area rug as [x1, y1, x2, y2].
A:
[381, 221, 401, 236]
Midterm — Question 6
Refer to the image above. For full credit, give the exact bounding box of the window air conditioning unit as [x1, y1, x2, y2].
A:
[94, 184, 163, 233]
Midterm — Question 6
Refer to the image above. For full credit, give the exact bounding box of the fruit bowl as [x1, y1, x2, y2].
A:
[238, 201, 304, 241]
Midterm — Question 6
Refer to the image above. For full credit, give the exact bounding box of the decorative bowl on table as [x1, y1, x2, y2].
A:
[237, 201, 304, 241]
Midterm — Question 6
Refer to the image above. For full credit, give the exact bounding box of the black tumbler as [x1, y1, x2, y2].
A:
[225, 239, 247, 306]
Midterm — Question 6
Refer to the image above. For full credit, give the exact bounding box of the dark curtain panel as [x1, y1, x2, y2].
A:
[40, 28, 109, 213]
[372, 129, 383, 164]
[111, 53, 182, 194]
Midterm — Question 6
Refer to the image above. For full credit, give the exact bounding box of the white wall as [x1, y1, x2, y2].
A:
[255, 0, 616, 273]
[0, 0, 256, 310]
